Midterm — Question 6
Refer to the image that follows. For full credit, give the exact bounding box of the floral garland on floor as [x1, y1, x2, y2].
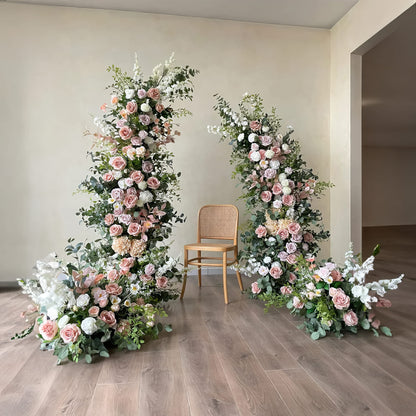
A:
[209, 93, 403, 338]
[15, 55, 198, 363]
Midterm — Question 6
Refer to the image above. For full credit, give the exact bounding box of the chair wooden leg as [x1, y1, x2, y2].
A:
[236, 270, 244, 292]
[197, 250, 202, 287]
[223, 252, 228, 304]
[180, 248, 188, 300]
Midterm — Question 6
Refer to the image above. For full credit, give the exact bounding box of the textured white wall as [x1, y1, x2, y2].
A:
[0, 3, 330, 282]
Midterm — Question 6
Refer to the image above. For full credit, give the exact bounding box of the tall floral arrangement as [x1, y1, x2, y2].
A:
[15, 55, 198, 363]
[209, 93, 331, 297]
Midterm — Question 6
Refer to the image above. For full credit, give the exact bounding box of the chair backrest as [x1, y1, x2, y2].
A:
[198, 205, 239, 244]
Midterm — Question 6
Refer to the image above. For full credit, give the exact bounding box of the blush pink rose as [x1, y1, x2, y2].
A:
[251, 281, 261, 294]
[124, 194, 138, 209]
[147, 88, 161, 101]
[250, 120, 262, 131]
[272, 183, 283, 195]
[102, 172, 114, 182]
[99, 310, 117, 328]
[371, 319, 381, 329]
[332, 289, 350, 310]
[139, 115, 151, 125]
[286, 254, 297, 264]
[261, 191, 272, 203]
[330, 269, 343, 282]
[260, 135, 273, 146]
[131, 170, 145, 183]
[264, 168, 276, 179]
[104, 214, 115, 226]
[88, 306, 100, 317]
[126, 101, 138, 114]
[113, 207, 123, 216]
[39, 320, 58, 341]
[142, 161, 154, 173]
[106, 283, 123, 296]
[109, 224, 123, 237]
[293, 296, 304, 309]
[303, 232, 314, 243]
[280, 286, 292, 295]
[110, 156, 127, 171]
[99, 298, 108, 308]
[126, 187, 137, 197]
[119, 126, 133, 140]
[131, 136, 143, 146]
[140, 274, 153, 283]
[107, 269, 119, 282]
[255, 225, 267, 238]
[156, 276, 168, 289]
[147, 177, 160, 190]
[343, 310, 358, 326]
[127, 222, 141, 236]
[118, 214, 132, 225]
[145, 264, 156, 275]
[289, 272, 297, 283]
[278, 228, 289, 240]
[60, 324, 81, 344]
[286, 242, 297, 254]
[111, 188, 125, 201]
[288, 222, 301, 235]
[282, 195, 294, 207]
[120, 257, 135, 272]
[259, 149, 266, 160]
[155, 103, 165, 113]
[137, 89, 147, 99]
[269, 266, 283, 279]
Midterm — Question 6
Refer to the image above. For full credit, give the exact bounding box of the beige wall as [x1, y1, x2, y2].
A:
[0, 3, 330, 282]
[362, 146, 416, 226]
[329, 0, 416, 261]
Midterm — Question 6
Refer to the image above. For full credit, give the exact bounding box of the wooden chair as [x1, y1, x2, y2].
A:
[180, 204, 244, 304]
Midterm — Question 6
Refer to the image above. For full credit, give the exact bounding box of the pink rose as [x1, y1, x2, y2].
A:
[39, 320, 58, 341]
[60, 324, 81, 344]
[139, 115, 151, 125]
[332, 289, 350, 310]
[137, 89, 147, 99]
[282, 194, 294, 206]
[102, 172, 114, 182]
[156, 276, 168, 289]
[278, 229, 289, 240]
[119, 126, 133, 140]
[376, 298, 392, 308]
[272, 183, 283, 195]
[291, 233, 303, 243]
[261, 191, 272, 203]
[110, 156, 127, 171]
[371, 319, 381, 329]
[107, 269, 119, 282]
[147, 88, 161, 101]
[131, 136, 142, 146]
[109, 224, 123, 237]
[278, 251, 288, 261]
[303, 232, 314, 242]
[260, 135, 273, 146]
[286, 254, 297, 264]
[250, 120, 262, 131]
[138, 130, 148, 139]
[118, 214, 132, 225]
[88, 306, 100, 317]
[269, 266, 283, 279]
[330, 269, 343, 282]
[142, 161, 154, 173]
[155, 103, 165, 113]
[264, 168, 276, 179]
[126, 101, 138, 114]
[130, 170, 145, 183]
[106, 283, 123, 296]
[343, 310, 358, 326]
[251, 143, 259, 151]
[113, 206, 123, 216]
[126, 187, 137, 196]
[145, 264, 156, 275]
[280, 286, 292, 295]
[289, 272, 297, 283]
[104, 214, 114, 226]
[293, 296, 304, 309]
[127, 222, 141, 236]
[259, 149, 266, 160]
[120, 257, 135, 272]
[125, 178, 134, 187]
[147, 177, 160, 190]
[286, 242, 297, 254]
[255, 225, 267, 238]
[99, 310, 117, 328]
[288, 222, 301, 235]
[140, 274, 153, 283]
[99, 298, 108, 308]
[124, 194, 138, 209]
[111, 188, 125, 201]
[329, 287, 338, 297]
[251, 281, 261, 294]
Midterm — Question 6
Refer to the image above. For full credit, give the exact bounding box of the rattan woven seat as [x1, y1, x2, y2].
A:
[180, 204, 244, 304]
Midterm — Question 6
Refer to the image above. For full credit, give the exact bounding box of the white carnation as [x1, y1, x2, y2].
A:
[282, 187, 291, 195]
[138, 181, 148, 190]
[76, 294, 90, 309]
[265, 150, 275, 159]
[278, 173, 287, 182]
[81, 317, 98, 335]
[141, 102, 151, 112]
[140, 190, 154, 203]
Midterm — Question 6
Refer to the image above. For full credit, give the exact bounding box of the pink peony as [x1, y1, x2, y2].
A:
[39, 320, 58, 341]
[140, 274, 153, 283]
[104, 214, 115, 226]
[288, 222, 301, 235]
[147, 88, 161, 101]
[60, 324, 81, 344]
[269, 266, 283, 279]
[261, 191, 272, 203]
[106, 283, 123, 296]
[251, 281, 261, 294]
[145, 264, 156, 275]
[142, 161, 154, 173]
[109, 224, 123, 237]
[156, 276, 168, 289]
[102, 172, 114, 182]
[126, 101, 138, 114]
[99, 310, 117, 328]
[126, 187, 137, 197]
[332, 289, 350, 310]
[293, 296, 304, 309]
[255, 225, 267, 238]
[110, 156, 127, 171]
[127, 222, 141, 236]
[282, 195, 294, 206]
[124, 194, 138, 209]
[147, 177, 160, 190]
[111, 188, 125, 201]
[272, 183, 283, 195]
[107, 269, 119, 282]
[88, 306, 100, 317]
[250, 120, 262, 131]
[343, 310, 358, 326]
[280, 286, 292, 295]
[131, 170, 145, 183]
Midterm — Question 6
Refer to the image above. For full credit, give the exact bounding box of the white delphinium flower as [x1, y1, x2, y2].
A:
[365, 281, 386, 297]
[351, 285, 377, 308]
[81, 317, 98, 335]
[378, 275, 404, 290]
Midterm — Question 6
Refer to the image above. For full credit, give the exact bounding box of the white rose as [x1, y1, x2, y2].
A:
[278, 173, 287, 181]
[263, 256, 272, 264]
[137, 199, 145, 207]
[136, 146, 146, 158]
[250, 151, 261, 162]
[114, 170, 122, 180]
[282, 187, 291, 195]
[81, 317, 98, 335]
[273, 200, 282, 209]
[76, 294, 90, 309]
[262, 126, 270, 133]
[58, 315, 70, 328]
[248, 133, 257, 143]
[281, 179, 289, 187]
[270, 160, 280, 169]
[140, 190, 154, 203]
[125, 89, 135, 99]
[265, 150, 275, 159]
[141, 102, 151, 112]
[138, 181, 148, 190]
[118, 179, 127, 189]
[285, 167, 293, 174]
[282, 143, 290, 152]
[238, 133, 245, 142]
